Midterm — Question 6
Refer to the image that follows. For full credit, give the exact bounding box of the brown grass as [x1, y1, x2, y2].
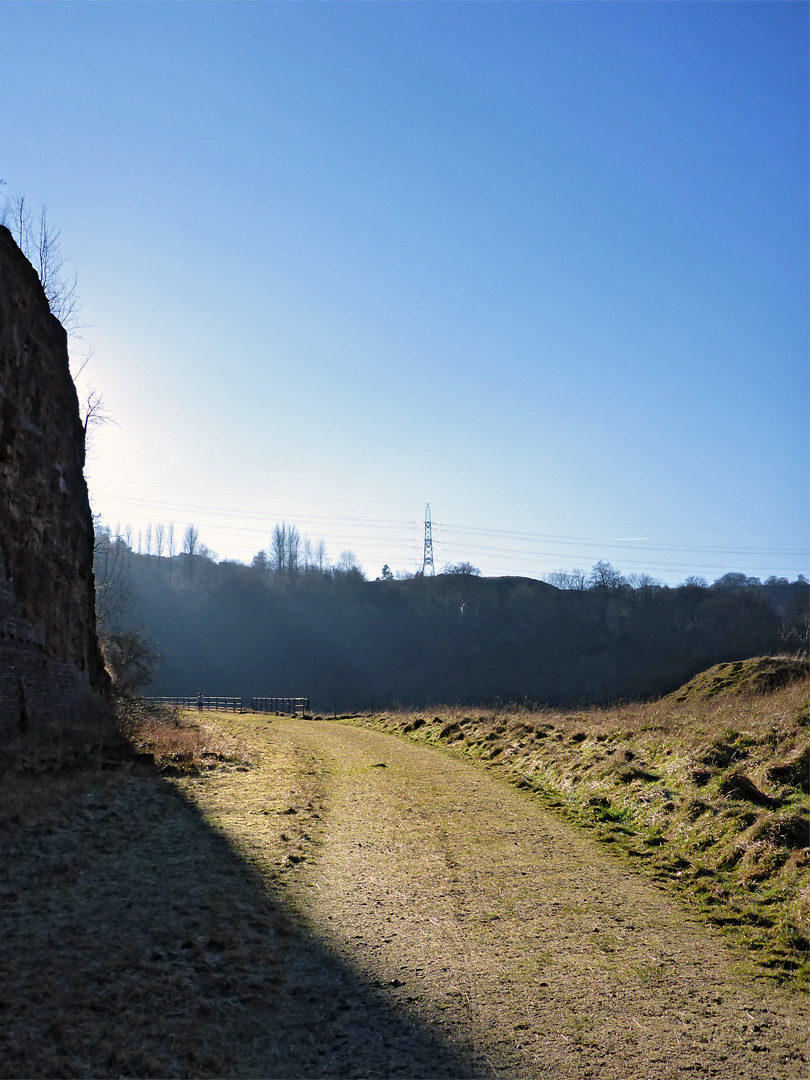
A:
[118, 699, 254, 773]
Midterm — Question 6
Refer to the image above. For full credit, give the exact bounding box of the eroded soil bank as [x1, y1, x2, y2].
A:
[179, 714, 809, 1079]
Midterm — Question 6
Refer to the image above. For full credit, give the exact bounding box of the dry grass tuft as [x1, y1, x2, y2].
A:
[118, 699, 254, 773]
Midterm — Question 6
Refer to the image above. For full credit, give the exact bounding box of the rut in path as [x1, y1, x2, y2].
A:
[192, 716, 809, 1080]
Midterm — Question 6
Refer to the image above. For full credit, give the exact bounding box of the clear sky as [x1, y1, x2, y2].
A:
[3, 1, 807, 583]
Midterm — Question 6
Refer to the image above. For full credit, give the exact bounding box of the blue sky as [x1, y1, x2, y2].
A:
[3, 2, 807, 582]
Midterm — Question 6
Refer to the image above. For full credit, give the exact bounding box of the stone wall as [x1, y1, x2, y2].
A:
[0, 225, 112, 755]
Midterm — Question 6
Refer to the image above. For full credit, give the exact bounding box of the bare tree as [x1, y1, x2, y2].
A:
[336, 550, 361, 575]
[1, 193, 81, 330]
[82, 386, 113, 433]
[680, 575, 708, 589]
[252, 550, 269, 576]
[35, 204, 80, 328]
[588, 561, 626, 591]
[93, 521, 133, 631]
[303, 535, 313, 578]
[144, 523, 153, 557]
[183, 524, 199, 557]
[270, 523, 287, 576]
[315, 539, 327, 578]
[101, 628, 159, 696]
[155, 523, 165, 559]
[167, 523, 176, 584]
[626, 573, 661, 591]
[546, 568, 587, 590]
[183, 524, 200, 583]
[286, 524, 301, 579]
[69, 348, 117, 465]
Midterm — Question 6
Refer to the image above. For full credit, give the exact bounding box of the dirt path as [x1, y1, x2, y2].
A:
[185, 716, 808, 1079]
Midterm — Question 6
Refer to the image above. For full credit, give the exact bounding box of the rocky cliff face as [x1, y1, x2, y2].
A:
[0, 225, 111, 754]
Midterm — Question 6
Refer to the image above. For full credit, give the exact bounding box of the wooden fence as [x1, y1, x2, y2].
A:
[251, 697, 309, 716]
[142, 695, 310, 715]
[143, 695, 243, 712]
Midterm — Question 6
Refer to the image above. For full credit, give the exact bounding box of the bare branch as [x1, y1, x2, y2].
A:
[1, 192, 83, 331]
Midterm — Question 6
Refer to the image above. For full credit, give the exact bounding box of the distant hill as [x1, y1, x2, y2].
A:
[95, 539, 808, 710]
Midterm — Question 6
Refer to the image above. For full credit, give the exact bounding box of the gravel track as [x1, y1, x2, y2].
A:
[188, 716, 809, 1079]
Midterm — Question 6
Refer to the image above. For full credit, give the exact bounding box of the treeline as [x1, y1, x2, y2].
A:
[96, 520, 365, 586]
[94, 523, 808, 710]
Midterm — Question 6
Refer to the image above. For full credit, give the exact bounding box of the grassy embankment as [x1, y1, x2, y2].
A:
[348, 657, 810, 988]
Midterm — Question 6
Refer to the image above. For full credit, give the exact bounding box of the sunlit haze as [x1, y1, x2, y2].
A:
[3, 2, 807, 583]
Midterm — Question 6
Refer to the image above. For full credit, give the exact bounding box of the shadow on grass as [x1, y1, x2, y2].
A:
[0, 762, 486, 1079]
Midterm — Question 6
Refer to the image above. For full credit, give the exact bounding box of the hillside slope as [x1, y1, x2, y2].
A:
[109, 549, 808, 708]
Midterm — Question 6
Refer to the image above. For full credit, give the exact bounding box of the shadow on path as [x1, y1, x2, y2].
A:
[0, 764, 487, 1079]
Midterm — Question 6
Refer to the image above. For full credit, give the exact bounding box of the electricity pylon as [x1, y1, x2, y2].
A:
[422, 503, 435, 576]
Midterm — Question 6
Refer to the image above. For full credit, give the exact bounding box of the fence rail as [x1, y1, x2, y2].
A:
[142, 695, 310, 716]
[143, 696, 243, 712]
[251, 696, 309, 716]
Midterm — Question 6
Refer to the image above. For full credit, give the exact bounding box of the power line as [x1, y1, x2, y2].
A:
[422, 503, 435, 576]
[90, 493, 808, 580]
[91, 491, 805, 560]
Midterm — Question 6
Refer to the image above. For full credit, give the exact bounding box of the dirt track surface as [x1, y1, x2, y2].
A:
[184, 716, 809, 1079]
